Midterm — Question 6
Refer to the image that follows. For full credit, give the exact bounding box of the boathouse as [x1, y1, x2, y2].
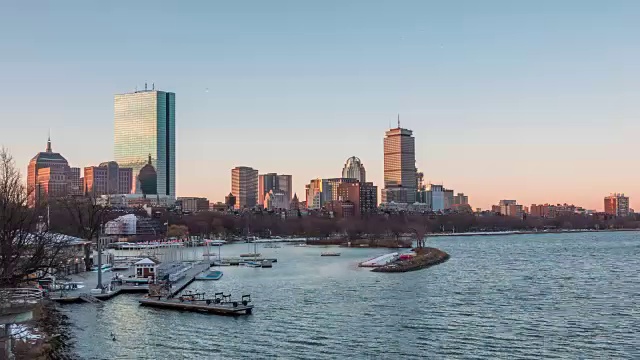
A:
[134, 258, 160, 281]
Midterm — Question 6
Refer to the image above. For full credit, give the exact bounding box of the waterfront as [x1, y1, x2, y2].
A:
[65, 232, 639, 359]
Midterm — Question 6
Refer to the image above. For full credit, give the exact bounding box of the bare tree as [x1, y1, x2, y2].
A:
[0, 148, 75, 287]
[50, 194, 114, 272]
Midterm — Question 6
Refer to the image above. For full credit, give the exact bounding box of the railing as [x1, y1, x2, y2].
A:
[0, 288, 43, 310]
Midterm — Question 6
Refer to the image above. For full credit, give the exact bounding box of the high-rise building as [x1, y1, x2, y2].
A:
[382, 119, 417, 203]
[27, 138, 71, 206]
[258, 173, 292, 208]
[453, 193, 469, 206]
[68, 167, 83, 196]
[337, 182, 378, 217]
[114, 87, 175, 198]
[84, 162, 133, 196]
[305, 179, 323, 210]
[495, 200, 523, 218]
[231, 166, 258, 209]
[342, 156, 366, 183]
[604, 193, 630, 217]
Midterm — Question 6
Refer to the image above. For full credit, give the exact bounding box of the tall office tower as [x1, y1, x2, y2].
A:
[258, 173, 292, 208]
[114, 86, 175, 198]
[604, 193, 630, 217]
[341, 156, 366, 183]
[277, 174, 293, 207]
[231, 166, 258, 209]
[381, 118, 417, 203]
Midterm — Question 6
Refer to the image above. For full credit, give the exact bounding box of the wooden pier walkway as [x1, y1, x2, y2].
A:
[169, 262, 210, 297]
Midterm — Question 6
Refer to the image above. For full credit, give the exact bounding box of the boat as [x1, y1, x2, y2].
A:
[205, 239, 227, 246]
[294, 243, 307, 247]
[239, 253, 261, 258]
[263, 243, 281, 248]
[111, 263, 130, 271]
[261, 260, 273, 268]
[195, 270, 223, 281]
[321, 252, 341, 257]
[244, 261, 262, 268]
[212, 260, 232, 266]
[90, 264, 112, 272]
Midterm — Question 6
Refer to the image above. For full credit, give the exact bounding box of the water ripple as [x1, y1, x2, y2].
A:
[67, 232, 640, 359]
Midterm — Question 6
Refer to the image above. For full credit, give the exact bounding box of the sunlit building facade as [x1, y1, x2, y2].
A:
[341, 156, 366, 183]
[27, 138, 72, 206]
[604, 193, 630, 217]
[231, 166, 258, 209]
[84, 161, 133, 196]
[114, 88, 175, 198]
[382, 122, 417, 204]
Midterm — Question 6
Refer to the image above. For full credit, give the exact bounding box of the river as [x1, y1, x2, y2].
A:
[63, 232, 640, 359]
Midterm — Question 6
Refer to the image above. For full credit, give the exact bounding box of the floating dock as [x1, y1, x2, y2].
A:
[139, 298, 253, 315]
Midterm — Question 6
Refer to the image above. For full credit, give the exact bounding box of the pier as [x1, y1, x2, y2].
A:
[168, 262, 210, 297]
[139, 297, 253, 315]
[139, 292, 253, 316]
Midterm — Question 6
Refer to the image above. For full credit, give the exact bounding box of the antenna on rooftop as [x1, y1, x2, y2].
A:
[145, 82, 148, 91]
[397, 113, 400, 128]
[152, 83, 155, 90]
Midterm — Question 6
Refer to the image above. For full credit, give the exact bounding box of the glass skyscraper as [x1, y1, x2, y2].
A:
[114, 89, 176, 198]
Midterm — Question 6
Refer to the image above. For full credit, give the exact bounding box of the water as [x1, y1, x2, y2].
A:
[65, 232, 640, 359]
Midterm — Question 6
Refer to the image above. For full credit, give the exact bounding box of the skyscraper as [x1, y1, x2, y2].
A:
[258, 173, 293, 208]
[382, 118, 417, 203]
[341, 156, 366, 183]
[231, 166, 258, 209]
[114, 86, 175, 198]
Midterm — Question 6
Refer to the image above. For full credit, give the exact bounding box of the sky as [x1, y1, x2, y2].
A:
[1, 1, 639, 210]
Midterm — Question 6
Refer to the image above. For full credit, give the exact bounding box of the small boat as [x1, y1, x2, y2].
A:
[263, 243, 281, 248]
[321, 252, 341, 257]
[244, 261, 262, 268]
[294, 243, 307, 247]
[240, 253, 261, 258]
[205, 239, 227, 246]
[91, 264, 112, 272]
[111, 263, 130, 271]
[212, 260, 231, 266]
[261, 260, 273, 268]
[195, 270, 223, 281]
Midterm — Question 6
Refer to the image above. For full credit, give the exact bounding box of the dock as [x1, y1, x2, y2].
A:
[211, 257, 277, 266]
[139, 297, 253, 315]
[168, 262, 210, 297]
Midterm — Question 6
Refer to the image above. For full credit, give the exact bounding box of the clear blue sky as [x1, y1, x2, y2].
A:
[1, 1, 639, 210]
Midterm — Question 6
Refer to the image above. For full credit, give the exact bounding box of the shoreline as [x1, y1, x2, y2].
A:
[427, 228, 640, 238]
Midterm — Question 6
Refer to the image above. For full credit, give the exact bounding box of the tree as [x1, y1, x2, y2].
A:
[167, 224, 188, 238]
[50, 195, 114, 271]
[0, 148, 75, 287]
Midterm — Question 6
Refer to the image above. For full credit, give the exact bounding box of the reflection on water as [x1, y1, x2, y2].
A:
[66, 232, 640, 359]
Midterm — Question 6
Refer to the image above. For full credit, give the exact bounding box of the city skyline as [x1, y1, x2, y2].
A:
[2, 1, 639, 210]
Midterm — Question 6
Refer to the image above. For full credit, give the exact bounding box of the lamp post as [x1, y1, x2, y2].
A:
[95, 224, 104, 292]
